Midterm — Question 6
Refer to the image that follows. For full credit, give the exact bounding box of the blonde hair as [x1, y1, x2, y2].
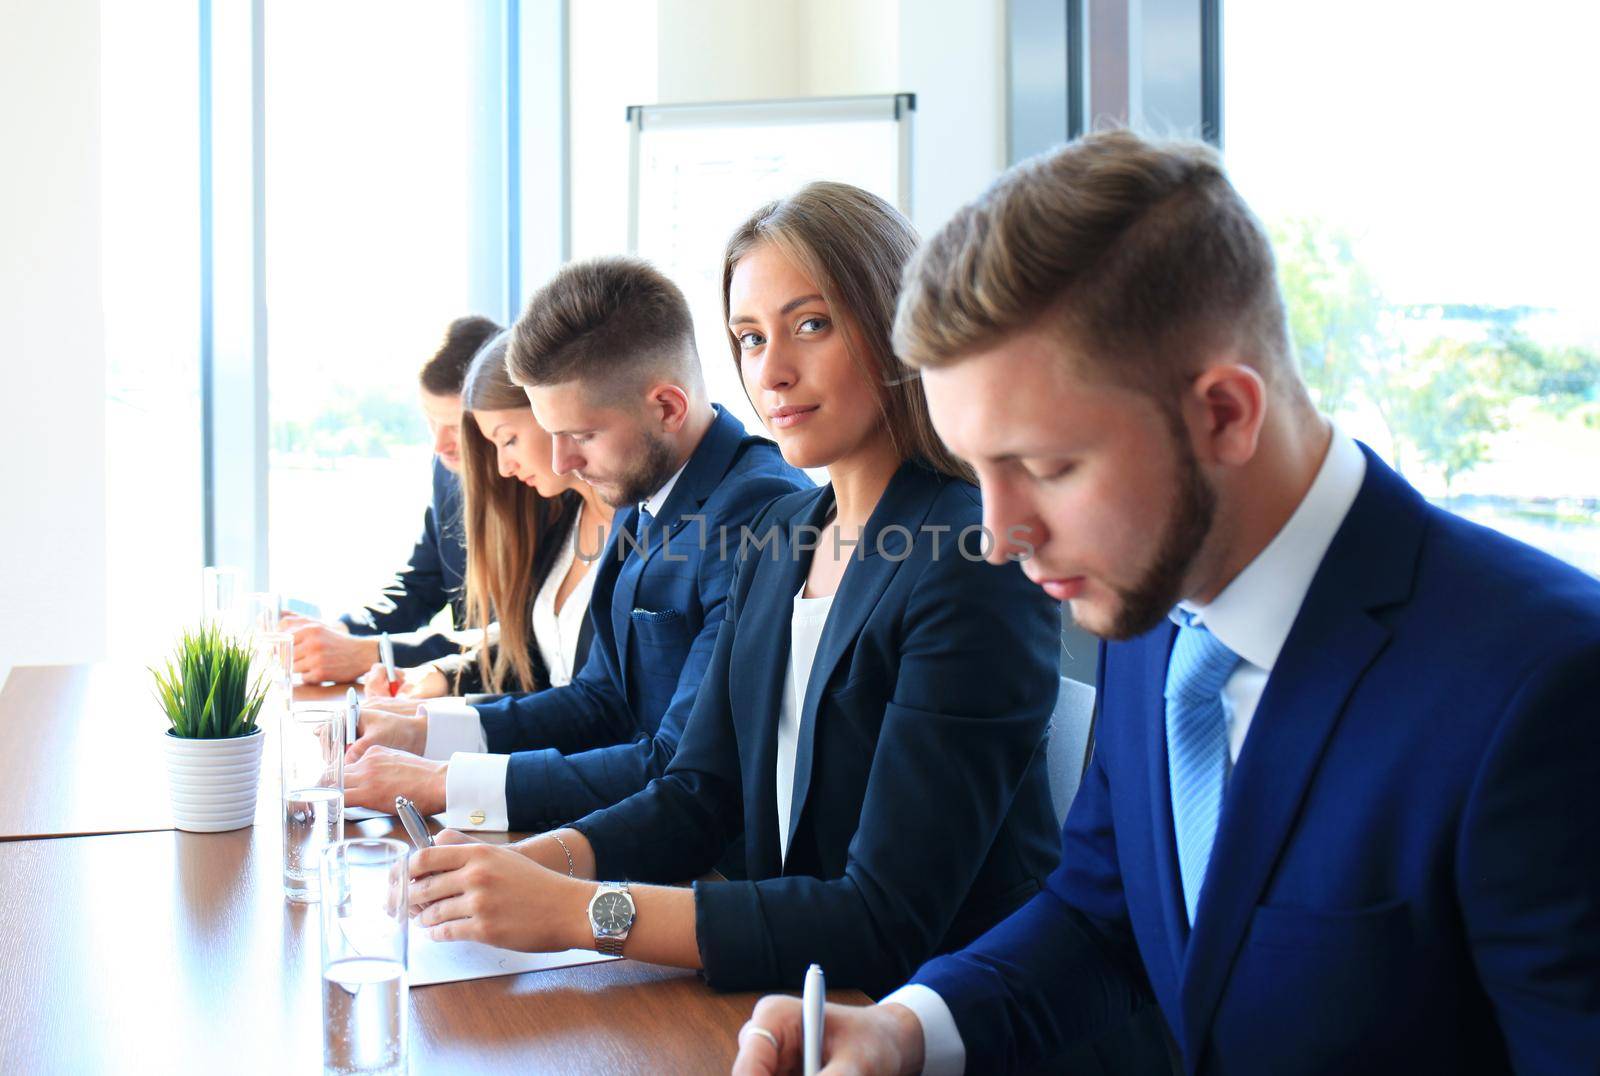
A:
[458, 333, 576, 694]
[893, 129, 1302, 408]
[721, 181, 975, 483]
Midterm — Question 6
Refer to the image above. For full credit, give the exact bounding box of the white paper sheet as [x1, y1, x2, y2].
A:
[407, 922, 616, 987]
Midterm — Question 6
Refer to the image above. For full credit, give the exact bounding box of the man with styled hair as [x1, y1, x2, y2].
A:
[735, 130, 1600, 1073]
[346, 257, 808, 833]
[284, 314, 500, 683]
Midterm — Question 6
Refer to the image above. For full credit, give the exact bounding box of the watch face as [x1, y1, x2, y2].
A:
[591, 890, 633, 934]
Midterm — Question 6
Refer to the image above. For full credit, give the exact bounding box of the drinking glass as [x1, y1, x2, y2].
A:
[281, 707, 345, 902]
[242, 590, 283, 637]
[202, 566, 243, 630]
[320, 838, 408, 1076]
[256, 631, 295, 706]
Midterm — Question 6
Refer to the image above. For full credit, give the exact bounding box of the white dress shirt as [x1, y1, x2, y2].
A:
[776, 586, 836, 865]
[531, 503, 598, 689]
[420, 465, 689, 831]
[884, 427, 1368, 1075]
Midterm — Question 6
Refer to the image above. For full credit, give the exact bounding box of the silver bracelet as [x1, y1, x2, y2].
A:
[549, 832, 576, 877]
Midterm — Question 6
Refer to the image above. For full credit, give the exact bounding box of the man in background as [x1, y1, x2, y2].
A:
[285, 314, 501, 682]
[343, 258, 809, 834]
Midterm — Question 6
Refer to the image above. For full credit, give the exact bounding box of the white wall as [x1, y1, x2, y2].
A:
[655, 0, 899, 102]
[656, 0, 804, 102]
[803, 0, 900, 97]
[0, 0, 108, 672]
[99, 1, 203, 667]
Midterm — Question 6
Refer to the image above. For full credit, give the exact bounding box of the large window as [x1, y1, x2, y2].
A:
[1226, 1, 1600, 574]
[263, 4, 490, 614]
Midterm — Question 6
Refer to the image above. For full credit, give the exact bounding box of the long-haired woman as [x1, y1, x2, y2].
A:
[404, 184, 1060, 997]
[371, 333, 613, 698]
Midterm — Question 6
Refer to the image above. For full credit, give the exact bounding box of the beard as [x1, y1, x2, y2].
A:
[590, 430, 679, 509]
[1097, 427, 1217, 641]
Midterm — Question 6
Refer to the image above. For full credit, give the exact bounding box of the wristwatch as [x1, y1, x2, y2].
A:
[587, 883, 635, 956]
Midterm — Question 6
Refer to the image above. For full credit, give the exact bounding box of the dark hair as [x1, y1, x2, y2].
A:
[505, 257, 701, 401]
[420, 315, 503, 396]
[895, 129, 1300, 408]
[722, 181, 974, 483]
[457, 332, 576, 694]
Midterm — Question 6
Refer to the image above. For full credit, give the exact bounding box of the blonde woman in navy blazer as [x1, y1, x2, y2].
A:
[406, 183, 1061, 996]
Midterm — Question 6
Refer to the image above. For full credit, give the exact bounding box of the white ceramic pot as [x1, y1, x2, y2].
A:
[162, 727, 265, 832]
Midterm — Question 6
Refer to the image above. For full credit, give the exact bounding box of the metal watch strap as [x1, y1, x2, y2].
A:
[593, 882, 632, 956]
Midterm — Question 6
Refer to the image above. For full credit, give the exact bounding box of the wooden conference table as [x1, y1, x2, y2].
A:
[0, 664, 868, 1074]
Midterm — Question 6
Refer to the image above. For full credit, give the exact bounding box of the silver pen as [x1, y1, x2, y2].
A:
[395, 796, 433, 849]
[803, 963, 825, 1076]
[344, 687, 360, 747]
[378, 633, 398, 696]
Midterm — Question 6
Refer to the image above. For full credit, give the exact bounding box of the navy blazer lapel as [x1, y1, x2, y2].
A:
[784, 464, 942, 859]
[608, 506, 646, 697]
[1178, 447, 1425, 1066]
[656, 404, 747, 540]
[1136, 622, 1189, 979]
[611, 406, 750, 675]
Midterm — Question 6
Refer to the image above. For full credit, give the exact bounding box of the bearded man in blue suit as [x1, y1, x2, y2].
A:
[734, 130, 1600, 1074]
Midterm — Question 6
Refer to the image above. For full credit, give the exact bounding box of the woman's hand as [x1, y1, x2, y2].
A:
[512, 829, 597, 880]
[408, 830, 592, 952]
[407, 667, 449, 699]
[363, 662, 405, 700]
[365, 663, 451, 700]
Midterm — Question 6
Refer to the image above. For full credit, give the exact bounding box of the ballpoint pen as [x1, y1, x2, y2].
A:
[396, 796, 433, 849]
[378, 632, 399, 697]
[803, 963, 824, 1076]
[344, 687, 360, 747]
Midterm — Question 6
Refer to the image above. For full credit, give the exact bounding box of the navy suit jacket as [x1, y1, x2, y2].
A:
[341, 456, 469, 665]
[474, 406, 809, 830]
[913, 446, 1600, 1073]
[571, 462, 1063, 996]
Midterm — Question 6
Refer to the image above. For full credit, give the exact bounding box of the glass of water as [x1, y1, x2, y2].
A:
[320, 838, 408, 1076]
[282, 707, 345, 903]
[256, 632, 295, 710]
[242, 590, 282, 637]
[202, 565, 243, 630]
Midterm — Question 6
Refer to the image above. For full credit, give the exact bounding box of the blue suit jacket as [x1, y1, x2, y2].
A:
[913, 446, 1600, 1073]
[571, 462, 1063, 995]
[474, 406, 809, 830]
[340, 456, 469, 665]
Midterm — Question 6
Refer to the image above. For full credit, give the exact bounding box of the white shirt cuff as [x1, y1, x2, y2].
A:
[880, 985, 966, 1076]
[418, 698, 485, 760]
[441, 751, 510, 831]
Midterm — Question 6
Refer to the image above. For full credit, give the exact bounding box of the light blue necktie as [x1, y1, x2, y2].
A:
[1165, 610, 1242, 927]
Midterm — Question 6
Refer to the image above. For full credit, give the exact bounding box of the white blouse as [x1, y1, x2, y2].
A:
[530, 504, 598, 688]
[775, 585, 836, 865]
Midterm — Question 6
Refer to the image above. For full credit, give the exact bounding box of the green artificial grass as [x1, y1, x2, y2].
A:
[150, 623, 269, 739]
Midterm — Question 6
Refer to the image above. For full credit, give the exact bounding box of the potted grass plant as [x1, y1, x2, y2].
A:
[152, 624, 271, 832]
